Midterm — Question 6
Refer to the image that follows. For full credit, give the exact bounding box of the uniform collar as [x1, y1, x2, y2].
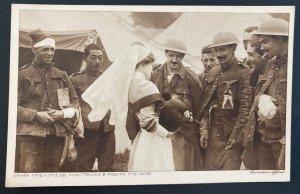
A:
[84, 68, 103, 77]
[221, 56, 238, 70]
[274, 54, 288, 68]
[32, 59, 52, 71]
[164, 62, 186, 79]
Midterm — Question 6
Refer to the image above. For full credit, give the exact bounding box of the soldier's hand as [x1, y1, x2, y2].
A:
[182, 110, 193, 122]
[225, 137, 237, 150]
[47, 108, 64, 121]
[35, 111, 54, 124]
[257, 111, 266, 122]
[200, 134, 209, 149]
[270, 96, 279, 106]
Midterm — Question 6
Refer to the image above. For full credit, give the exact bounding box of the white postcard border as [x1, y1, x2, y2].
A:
[6, 4, 295, 187]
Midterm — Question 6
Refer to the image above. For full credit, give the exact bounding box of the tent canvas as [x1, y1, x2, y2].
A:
[148, 12, 271, 75]
[19, 11, 146, 62]
[19, 29, 111, 75]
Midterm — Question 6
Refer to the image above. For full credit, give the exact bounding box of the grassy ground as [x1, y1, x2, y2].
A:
[111, 149, 130, 172]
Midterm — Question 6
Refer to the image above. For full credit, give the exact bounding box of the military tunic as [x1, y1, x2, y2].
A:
[197, 56, 251, 170]
[70, 70, 115, 172]
[151, 62, 203, 170]
[17, 61, 79, 172]
[242, 55, 287, 170]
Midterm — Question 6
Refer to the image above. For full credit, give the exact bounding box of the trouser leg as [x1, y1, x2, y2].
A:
[222, 146, 243, 170]
[257, 138, 276, 170]
[43, 135, 65, 172]
[75, 129, 99, 171]
[19, 135, 45, 172]
[270, 141, 283, 170]
[97, 131, 115, 172]
[171, 132, 200, 171]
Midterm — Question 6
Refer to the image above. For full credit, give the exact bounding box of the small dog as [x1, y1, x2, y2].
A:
[159, 91, 188, 132]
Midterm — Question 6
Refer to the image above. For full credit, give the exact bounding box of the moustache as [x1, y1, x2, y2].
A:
[91, 63, 101, 67]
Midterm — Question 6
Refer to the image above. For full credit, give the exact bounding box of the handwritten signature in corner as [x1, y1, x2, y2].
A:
[250, 170, 285, 175]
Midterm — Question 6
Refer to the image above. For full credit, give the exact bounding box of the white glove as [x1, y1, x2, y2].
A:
[258, 95, 277, 120]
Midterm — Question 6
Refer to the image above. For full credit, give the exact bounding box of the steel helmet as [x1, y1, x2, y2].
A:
[243, 26, 259, 41]
[163, 38, 187, 54]
[210, 31, 239, 48]
[252, 18, 289, 36]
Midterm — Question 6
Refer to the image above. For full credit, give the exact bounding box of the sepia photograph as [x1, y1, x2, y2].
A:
[5, 4, 294, 187]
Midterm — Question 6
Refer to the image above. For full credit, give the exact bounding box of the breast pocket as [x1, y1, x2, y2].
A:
[50, 77, 65, 89]
[24, 77, 43, 98]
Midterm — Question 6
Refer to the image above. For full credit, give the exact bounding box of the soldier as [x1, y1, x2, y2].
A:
[17, 29, 80, 172]
[242, 26, 259, 51]
[197, 31, 251, 170]
[199, 45, 218, 83]
[240, 27, 266, 170]
[242, 18, 289, 170]
[151, 38, 203, 170]
[243, 28, 266, 102]
[70, 44, 115, 172]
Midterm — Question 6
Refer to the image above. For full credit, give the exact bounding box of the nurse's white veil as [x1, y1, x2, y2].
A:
[82, 44, 150, 128]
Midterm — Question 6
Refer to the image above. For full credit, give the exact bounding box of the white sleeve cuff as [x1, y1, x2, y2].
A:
[62, 108, 76, 119]
[155, 125, 169, 137]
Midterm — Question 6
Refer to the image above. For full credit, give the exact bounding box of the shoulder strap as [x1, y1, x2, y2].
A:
[18, 63, 31, 70]
[257, 67, 276, 95]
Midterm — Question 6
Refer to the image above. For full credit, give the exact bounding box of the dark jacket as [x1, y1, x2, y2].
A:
[151, 62, 202, 142]
[196, 56, 251, 140]
[70, 70, 114, 133]
[199, 72, 207, 85]
[242, 55, 287, 147]
[17, 62, 79, 137]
